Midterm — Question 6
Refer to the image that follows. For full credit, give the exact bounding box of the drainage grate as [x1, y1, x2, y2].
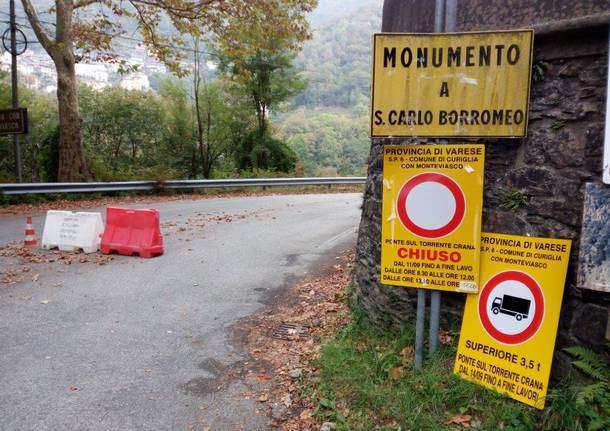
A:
[272, 322, 310, 340]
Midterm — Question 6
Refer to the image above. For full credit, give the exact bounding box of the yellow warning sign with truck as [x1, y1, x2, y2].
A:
[454, 232, 571, 409]
[380, 144, 485, 293]
[371, 30, 533, 138]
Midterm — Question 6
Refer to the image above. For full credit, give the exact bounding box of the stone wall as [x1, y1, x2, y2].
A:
[353, 4, 610, 374]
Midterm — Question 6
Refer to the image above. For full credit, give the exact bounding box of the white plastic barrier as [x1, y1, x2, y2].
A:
[41, 210, 104, 254]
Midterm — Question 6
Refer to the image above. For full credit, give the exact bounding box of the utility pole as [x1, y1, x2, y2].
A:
[10, 0, 22, 182]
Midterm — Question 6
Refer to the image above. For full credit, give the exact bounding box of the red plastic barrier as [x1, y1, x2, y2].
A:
[100, 207, 163, 258]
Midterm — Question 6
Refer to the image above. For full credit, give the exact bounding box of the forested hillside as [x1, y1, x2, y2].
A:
[0, 0, 381, 182]
[277, 0, 382, 176]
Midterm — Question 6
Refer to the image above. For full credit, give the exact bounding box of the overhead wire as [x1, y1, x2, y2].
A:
[0, 11, 306, 68]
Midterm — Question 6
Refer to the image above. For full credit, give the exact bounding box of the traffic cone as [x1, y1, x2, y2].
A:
[24, 216, 37, 247]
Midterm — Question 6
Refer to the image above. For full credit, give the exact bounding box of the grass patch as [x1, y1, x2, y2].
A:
[499, 190, 529, 211]
[307, 313, 537, 430]
[305, 300, 610, 430]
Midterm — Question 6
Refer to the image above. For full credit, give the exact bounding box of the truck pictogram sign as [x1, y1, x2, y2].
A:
[479, 270, 544, 345]
[454, 232, 572, 409]
[491, 295, 531, 321]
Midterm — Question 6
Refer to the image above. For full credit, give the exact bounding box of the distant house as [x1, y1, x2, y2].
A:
[75, 63, 110, 83]
[119, 72, 151, 91]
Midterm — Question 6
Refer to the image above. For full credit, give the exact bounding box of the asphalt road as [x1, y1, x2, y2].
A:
[0, 193, 362, 430]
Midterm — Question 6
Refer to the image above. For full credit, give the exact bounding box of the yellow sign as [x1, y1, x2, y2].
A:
[381, 144, 485, 293]
[454, 232, 571, 409]
[371, 30, 533, 138]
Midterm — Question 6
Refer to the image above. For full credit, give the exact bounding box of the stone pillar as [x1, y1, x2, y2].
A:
[352, 0, 609, 368]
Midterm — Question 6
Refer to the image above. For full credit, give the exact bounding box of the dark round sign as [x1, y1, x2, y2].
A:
[2, 28, 28, 56]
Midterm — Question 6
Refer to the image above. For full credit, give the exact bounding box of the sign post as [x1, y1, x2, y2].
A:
[9, 0, 22, 181]
[454, 232, 571, 409]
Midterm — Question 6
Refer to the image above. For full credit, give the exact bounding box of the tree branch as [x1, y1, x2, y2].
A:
[131, 0, 220, 20]
[20, 0, 56, 54]
[129, 1, 160, 49]
[73, 0, 103, 9]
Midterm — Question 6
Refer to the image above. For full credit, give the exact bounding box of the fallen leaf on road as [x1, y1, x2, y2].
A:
[281, 394, 292, 407]
[258, 394, 269, 402]
[256, 372, 271, 382]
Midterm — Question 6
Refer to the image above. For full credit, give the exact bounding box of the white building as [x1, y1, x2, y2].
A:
[119, 72, 150, 91]
[75, 63, 110, 83]
[0, 52, 10, 71]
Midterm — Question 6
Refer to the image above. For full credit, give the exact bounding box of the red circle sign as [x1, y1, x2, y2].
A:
[478, 270, 545, 345]
[396, 172, 466, 238]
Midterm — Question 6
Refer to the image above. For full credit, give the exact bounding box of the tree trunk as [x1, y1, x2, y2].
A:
[55, 58, 90, 181]
[192, 38, 207, 179]
[190, 147, 197, 178]
[202, 98, 212, 179]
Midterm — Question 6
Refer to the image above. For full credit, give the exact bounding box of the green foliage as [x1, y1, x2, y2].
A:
[216, 47, 306, 174]
[293, 3, 380, 109]
[212, 1, 313, 175]
[543, 347, 610, 431]
[158, 77, 198, 178]
[38, 126, 60, 182]
[532, 61, 548, 83]
[566, 346, 610, 430]
[234, 131, 297, 173]
[308, 308, 536, 430]
[0, 70, 59, 182]
[499, 190, 529, 210]
[277, 107, 370, 176]
[1, 2, 379, 182]
[80, 85, 166, 180]
[565, 346, 610, 383]
[275, 2, 381, 177]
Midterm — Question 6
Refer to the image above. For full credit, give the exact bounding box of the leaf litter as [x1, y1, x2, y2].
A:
[0, 187, 361, 218]
[0, 242, 114, 286]
[233, 248, 354, 430]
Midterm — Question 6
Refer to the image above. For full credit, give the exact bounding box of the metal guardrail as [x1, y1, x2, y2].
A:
[0, 177, 367, 195]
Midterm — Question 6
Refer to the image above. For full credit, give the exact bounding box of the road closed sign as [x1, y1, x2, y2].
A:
[454, 232, 571, 409]
[380, 144, 485, 293]
[371, 30, 533, 138]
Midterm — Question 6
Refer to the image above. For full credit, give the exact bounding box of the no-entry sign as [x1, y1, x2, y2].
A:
[397, 172, 466, 238]
[454, 232, 571, 409]
[380, 144, 485, 293]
